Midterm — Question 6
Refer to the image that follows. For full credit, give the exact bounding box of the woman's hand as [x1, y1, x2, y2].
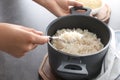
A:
[33, 0, 83, 17]
[0, 23, 49, 58]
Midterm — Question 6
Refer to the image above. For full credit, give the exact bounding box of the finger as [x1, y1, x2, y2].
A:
[31, 30, 43, 35]
[20, 26, 43, 35]
[68, 0, 83, 6]
[21, 44, 38, 54]
[30, 44, 38, 50]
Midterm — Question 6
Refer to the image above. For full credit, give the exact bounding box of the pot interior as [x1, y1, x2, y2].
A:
[47, 15, 111, 55]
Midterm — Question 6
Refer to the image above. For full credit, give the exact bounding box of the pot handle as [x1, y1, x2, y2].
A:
[70, 6, 91, 16]
[57, 62, 88, 75]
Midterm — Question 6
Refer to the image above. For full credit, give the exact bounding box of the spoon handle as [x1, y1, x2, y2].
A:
[49, 36, 59, 39]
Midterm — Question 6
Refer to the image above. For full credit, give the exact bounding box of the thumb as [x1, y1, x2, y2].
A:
[33, 35, 49, 44]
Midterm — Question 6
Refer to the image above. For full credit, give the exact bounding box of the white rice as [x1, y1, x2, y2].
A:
[51, 28, 104, 56]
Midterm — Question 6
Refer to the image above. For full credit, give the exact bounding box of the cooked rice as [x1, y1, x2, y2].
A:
[51, 28, 104, 55]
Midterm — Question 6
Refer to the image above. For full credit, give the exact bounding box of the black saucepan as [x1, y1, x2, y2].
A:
[46, 7, 111, 80]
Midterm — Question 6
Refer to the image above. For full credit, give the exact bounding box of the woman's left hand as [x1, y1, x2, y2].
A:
[33, 0, 83, 17]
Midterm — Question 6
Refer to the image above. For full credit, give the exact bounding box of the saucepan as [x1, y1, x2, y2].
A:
[46, 7, 111, 80]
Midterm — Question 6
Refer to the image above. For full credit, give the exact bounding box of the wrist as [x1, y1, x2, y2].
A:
[33, 0, 46, 6]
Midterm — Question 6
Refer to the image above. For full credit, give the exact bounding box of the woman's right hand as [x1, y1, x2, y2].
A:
[0, 23, 49, 58]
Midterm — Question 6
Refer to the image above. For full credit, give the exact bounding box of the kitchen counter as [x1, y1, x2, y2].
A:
[0, 0, 120, 80]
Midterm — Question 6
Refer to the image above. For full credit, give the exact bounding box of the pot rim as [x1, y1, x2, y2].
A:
[46, 15, 112, 57]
